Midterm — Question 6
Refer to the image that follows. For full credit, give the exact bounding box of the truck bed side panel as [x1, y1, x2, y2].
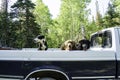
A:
[0, 60, 116, 79]
[0, 50, 116, 79]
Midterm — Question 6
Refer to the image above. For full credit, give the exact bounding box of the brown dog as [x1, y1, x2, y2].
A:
[61, 40, 77, 50]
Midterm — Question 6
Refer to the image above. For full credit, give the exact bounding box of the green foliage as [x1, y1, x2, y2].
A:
[1, 0, 120, 48]
[34, 0, 52, 34]
[47, 20, 63, 48]
[56, 0, 90, 41]
[95, 0, 103, 27]
[103, 2, 120, 27]
[9, 0, 40, 48]
[34, 0, 54, 47]
[113, 0, 120, 13]
[0, 12, 10, 47]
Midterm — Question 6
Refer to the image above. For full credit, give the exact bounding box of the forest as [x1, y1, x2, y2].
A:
[0, 0, 120, 48]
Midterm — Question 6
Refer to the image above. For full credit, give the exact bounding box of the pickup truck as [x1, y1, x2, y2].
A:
[0, 27, 120, 80]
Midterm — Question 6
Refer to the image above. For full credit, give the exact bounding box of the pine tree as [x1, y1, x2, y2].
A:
[10, 0, 40, 48]
[0, 0, 9, 47]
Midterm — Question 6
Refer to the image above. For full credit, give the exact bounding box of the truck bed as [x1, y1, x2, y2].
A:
[0, 49, 117, 79]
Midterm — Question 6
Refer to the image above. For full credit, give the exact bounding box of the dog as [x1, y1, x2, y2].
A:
[61, 40, 77, 50]
[34, 35, 48, 50]
[76, 39, 90, 50]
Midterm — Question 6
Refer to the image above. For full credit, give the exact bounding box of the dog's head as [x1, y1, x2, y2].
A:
[34, 35, 45, 43]
[76, 39, 90, 50]
[61, 40, 76, 50]
[34, 35, 48, 50]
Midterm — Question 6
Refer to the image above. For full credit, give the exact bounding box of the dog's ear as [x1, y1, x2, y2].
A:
[60, 43, 65, 50]
[72, 41, 77, 50]
[41, 35, 45, 38]
[37, 35, 45, 39]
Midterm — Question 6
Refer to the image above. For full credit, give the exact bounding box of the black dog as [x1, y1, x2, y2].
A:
[76, 39, 90, 50]
[34, 35, 48, 50]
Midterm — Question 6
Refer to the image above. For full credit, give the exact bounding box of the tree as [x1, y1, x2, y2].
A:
[0, 0, 10, 47]
[95, 0, 103, 27]
[112, 0, 120, 25]
[113, 0, 120, 13]
[57, 0, 90, 42]
[34, 0, 53, 47]
[34, 0, 52, 35]
[103, 2, 120, 27]
[10, 0, 40, 48]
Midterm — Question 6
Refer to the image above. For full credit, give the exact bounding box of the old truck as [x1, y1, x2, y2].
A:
[0, 27, 120, 80]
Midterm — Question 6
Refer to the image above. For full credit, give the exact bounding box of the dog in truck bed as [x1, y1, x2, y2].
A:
[76, 39, 90, 51]
[60, 40, 77, 50]
[34, 35, 48, 50]
[61, 39, 90, 51]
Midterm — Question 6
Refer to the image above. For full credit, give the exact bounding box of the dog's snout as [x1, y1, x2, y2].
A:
[33, 38, 37, 43]
[82, 44, 88, 50]
[43, 40, 45, 43]
[68, 44, 71, 48]
[68, 43, 72, 49]
[82, 44, 87, 47]
[68, 45, 70, 48]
